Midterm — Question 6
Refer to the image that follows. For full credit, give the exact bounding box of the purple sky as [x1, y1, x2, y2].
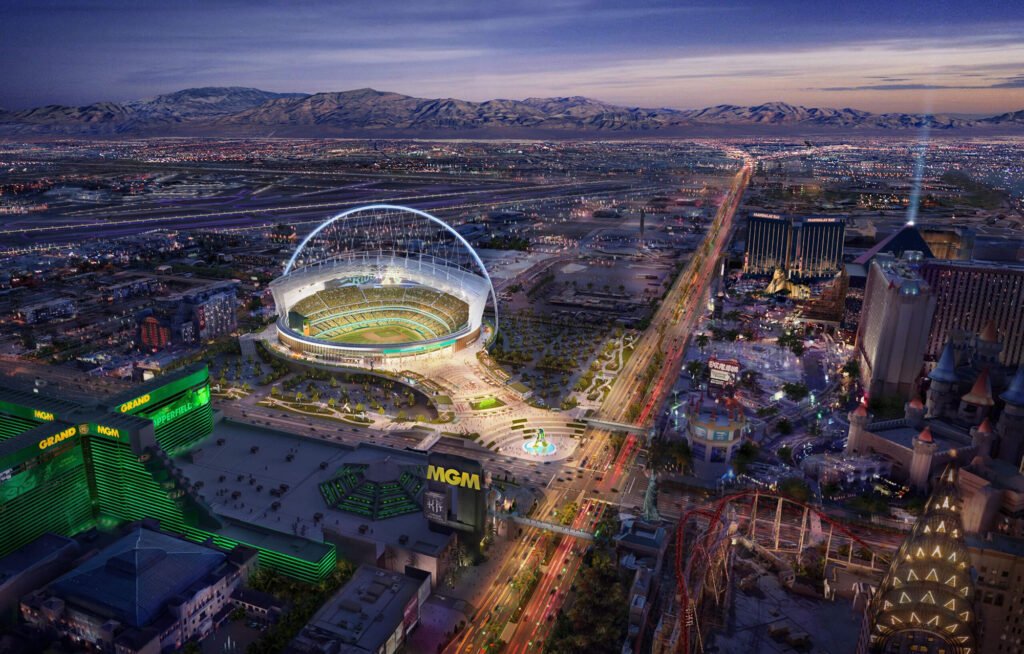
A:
[2, 0, 1023, 113]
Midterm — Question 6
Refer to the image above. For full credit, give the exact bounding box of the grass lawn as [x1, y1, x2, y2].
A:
[329, 324, 425, 344]
[470, 396, 506, 411]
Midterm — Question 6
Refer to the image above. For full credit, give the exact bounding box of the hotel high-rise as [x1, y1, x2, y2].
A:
[744, 213, 846, 279]
[920, 259, 1024, 367]
[855, 252, 936, 398]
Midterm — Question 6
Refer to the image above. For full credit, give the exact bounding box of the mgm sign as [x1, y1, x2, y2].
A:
[426, 464, 481, 490]
[424, 453, 486, 534]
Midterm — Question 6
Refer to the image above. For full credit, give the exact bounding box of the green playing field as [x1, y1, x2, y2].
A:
[329, 324, 424, 344]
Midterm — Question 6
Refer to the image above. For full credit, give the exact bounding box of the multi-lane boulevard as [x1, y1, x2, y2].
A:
[446, 154, 753, 654]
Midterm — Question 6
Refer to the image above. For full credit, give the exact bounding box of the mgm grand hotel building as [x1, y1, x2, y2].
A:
[0, 366, 335, 583]
[0, 365, 490, 587]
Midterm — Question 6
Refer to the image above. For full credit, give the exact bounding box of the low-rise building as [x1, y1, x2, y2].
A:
[14, 297, 77, 325]
[966, 532, 1024, 654]
[288, 565, 428, 654]
[615, 519, 669, 654]
[680, 394, 748, 478]
[0, 533, 80, 615]
[20, 527, 256, 653]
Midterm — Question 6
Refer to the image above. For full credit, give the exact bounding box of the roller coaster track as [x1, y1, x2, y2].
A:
[668, 490, 894, 654]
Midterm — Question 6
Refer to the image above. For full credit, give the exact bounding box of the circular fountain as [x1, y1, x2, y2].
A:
[522, 428, 557, 457]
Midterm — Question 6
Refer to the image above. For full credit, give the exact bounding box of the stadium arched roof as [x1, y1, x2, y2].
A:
[283, 204, 498, 336]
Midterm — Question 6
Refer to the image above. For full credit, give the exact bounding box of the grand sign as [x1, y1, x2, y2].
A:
[38, 426, 77, 450]
[426, 464, 481, 490]
[119, 394, 151, 413]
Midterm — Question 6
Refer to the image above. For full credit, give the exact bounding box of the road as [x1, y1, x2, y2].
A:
[445, 154, 753, 654]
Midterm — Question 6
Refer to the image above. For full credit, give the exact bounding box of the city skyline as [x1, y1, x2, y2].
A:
[2, 3, 1024, 652]
[2, 0, 1024, 114]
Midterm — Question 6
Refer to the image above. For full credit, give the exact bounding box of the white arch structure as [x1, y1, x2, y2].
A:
[283, 204, 498, 339]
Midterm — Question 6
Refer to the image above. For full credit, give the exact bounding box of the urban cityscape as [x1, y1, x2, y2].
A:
[2, 2, 1024, 654]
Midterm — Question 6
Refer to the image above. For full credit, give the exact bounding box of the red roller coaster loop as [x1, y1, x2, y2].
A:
[672, 490, 890, 654]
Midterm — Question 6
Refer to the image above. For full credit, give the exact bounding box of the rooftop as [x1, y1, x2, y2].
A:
[294, 565, 421, 653]
[49, 528, 226, 628]
[0, 386, 88, 420]
[174, 421, 451, 558]
[0, 533, 78, 586]
[963, 456, 1024, 493]
[966, 531, 1024, 559]
[853, 225, 934, 266]
[616, 519, 668, 551]
[869, 418, 965, 453]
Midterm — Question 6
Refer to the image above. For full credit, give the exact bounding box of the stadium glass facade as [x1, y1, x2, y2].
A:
[0, 366, 336, 583]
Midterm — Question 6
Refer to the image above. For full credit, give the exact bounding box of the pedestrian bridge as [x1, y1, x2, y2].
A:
[489, 511, 595, 540]
[582, 417, 646, 434]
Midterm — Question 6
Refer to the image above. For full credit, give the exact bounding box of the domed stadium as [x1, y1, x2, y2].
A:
[270, 205, 497, 362]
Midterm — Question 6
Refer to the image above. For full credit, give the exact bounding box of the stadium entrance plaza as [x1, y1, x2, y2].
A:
[260, 329, 584, 463]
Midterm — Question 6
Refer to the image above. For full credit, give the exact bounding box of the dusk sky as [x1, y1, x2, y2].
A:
[2, 0, 1023, 114]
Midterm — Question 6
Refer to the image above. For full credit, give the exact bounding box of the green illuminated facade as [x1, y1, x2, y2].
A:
[0, 423, 93, 560]
[105, 365, 215, 456]
[0, 365, 336, 583]
[319, 464, 424, 520]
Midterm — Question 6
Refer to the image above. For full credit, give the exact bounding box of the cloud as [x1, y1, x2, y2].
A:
[2, 2, 1023, 113]
[819, 83, 960, 91]
[991, 76, 1024, 88]
[817, 75, 1024, 91]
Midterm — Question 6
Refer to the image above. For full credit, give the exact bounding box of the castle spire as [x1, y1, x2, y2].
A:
[929, 341, 959, 384]
[1001, 367, 1024, 408]
[960, 368, 994, 408]
[861, 465, 977, 653]
[979, 319, 999, 343]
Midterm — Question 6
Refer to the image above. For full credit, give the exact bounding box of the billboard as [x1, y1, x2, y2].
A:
[424, 490, 448, 522]
[708, 357, 740, 388]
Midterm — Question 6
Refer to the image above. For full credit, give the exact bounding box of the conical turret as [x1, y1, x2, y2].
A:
[958, 368, 993, 426]
[997, 368, 1024, 466]
[1001, 367, 1024, 408]
[927, 341, 960, 419]
[929, 342, 959, 384]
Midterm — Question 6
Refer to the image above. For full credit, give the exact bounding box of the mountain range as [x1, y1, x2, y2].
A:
[1, 87, 1022, 137]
